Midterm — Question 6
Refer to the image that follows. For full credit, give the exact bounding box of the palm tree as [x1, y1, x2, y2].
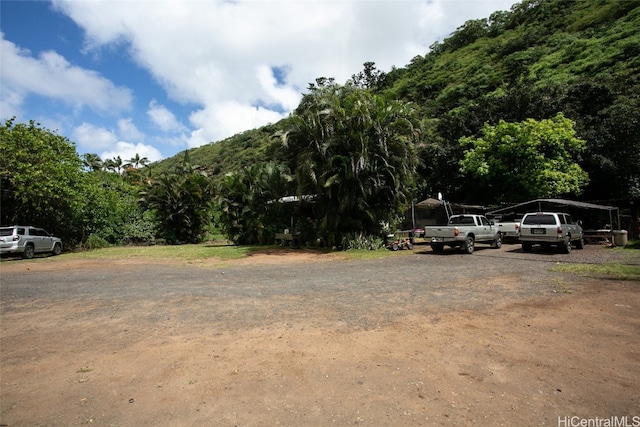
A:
[279, 83, 420, 246]
[216, 171, 250, 244]
[127, 153, 150, 169]
[140, 153, 213, 243]
[104, 156, 124, 174]
[81, 153, 104, 172]
[216, 162, 293, 245]
[113, 156, 124, 174]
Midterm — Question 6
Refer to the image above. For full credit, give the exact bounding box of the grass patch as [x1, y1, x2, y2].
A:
[550, 277, 573, 294]
[2, 241, 419, 265]
[55, 243, 260, 263]
[342, 248, 399, 261]
[66, 242, 404, 263]
[551, 262, 640, 281]
[619, 239, 640, 250]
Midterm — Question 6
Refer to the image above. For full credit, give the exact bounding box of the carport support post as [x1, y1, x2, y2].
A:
[412, 201, 416, 229]
[610, 209, 614, 230]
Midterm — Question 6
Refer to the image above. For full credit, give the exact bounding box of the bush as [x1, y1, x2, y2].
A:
[84, 234, 111, 250]
[341, 232, 385, 250]
[120, 211, 157, 245]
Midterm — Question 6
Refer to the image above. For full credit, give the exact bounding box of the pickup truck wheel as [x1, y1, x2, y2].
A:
[491, 234, 503, 249]
[561, 236, 572, 254]
[23, 243, 35, 259]
[52, 242, 62, 256]
[391, 242, 399, 251]
[462, 236, 474, 254]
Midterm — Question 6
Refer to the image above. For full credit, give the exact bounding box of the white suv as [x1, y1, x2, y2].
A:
[519, 212, 584, 253]
[0, 226, 63, 259]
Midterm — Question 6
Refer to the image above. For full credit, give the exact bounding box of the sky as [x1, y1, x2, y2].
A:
[1, 0, 517, 164]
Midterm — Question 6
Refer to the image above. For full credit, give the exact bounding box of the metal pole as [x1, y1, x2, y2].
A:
[412, 201, 415, 229]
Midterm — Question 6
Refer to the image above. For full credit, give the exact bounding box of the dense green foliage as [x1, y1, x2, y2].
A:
[1, 119, 155, 247]
[460, 113, 589, 202]
[139, 154, 214, 244]
[1, 119, 87, 245]
[150, 125, 283, 179]
[216, 162, 294, 245]
[81, 169, 153, 245]
[278, 82, 419, 245]
[381, 0, 640, 202]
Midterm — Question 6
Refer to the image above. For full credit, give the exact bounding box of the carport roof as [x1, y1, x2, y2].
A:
[487, 198, 618, 215]
[415, 198, 485, 210]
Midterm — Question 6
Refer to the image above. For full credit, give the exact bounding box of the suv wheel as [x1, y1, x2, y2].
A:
[23, 243, 35, 259]
[52, 242, 62, 256]
[561, 236, 572, 254]
[522, 242, 532, 252]
[575, 236, 585, 250]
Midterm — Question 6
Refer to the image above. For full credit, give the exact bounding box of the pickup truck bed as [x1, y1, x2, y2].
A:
[423, 214, 502, 254]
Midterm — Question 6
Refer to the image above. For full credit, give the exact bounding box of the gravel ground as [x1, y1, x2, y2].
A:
[1, 243, 639, 426]
[2, 245, 640, 329]
[2, 244, 637, 331]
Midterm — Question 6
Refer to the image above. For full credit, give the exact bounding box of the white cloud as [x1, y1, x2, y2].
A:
[147, 100, 186, 133]
[47, 0, 517, 151]
[188, 101, 285, 148]
[101, 141, 163, 164]
[0, 34, 133, 116]
[0, 85, 24, 120]
[72, 122, 118, 152]
[256, 65, 301, 112]
[72, 121, 161, 162]
[117, 118, 145, 142]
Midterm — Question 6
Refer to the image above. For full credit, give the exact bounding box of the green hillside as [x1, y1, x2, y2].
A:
[152, 0, 640, 205]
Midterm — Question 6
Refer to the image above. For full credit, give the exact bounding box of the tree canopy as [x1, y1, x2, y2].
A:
[459, 114, 589, 203]
[279, 82, 419, 245]
[1, 119, 87, 244]
[1, 118, 157, 247]
[140, 154, 214, 244]
[216, 162, 294, 245]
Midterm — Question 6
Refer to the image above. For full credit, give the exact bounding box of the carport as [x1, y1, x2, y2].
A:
[486, 198, 621, 244]
[403, 198, 486, 229]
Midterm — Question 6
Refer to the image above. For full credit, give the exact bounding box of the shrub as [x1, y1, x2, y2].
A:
[84, 234, 110, 250]
[341, 232, 385, 250]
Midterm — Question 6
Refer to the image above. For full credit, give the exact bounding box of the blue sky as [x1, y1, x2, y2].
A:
[1, 0, 517, 164]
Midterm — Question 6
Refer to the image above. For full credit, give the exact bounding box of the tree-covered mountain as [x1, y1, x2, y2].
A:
[151, 0, 640, 205]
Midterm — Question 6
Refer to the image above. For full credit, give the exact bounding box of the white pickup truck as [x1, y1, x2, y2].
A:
[424, 214, 503, 254]
[490, 215, 522, 242]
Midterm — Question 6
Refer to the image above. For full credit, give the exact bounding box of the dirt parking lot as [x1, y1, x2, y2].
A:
[1, 244, 639, 426]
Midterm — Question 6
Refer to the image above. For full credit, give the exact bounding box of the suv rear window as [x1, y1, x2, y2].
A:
[0, 228, 13, 237]
[523, 214, 556, 225]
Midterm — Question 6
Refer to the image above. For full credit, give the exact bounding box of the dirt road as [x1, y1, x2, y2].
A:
[1, 244, 639, 426]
